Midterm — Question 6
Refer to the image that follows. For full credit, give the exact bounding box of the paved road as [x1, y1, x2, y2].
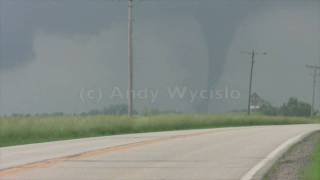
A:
[1, 125, 320, 180]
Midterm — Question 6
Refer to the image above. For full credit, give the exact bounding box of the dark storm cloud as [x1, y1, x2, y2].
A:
[0, 0, 126, 70]
[0, 0, 319, 115]
[0, 0, 266, 70]
[0, 0, 311, 71]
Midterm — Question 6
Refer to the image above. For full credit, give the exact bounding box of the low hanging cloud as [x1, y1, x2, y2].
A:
[0, 0, 319, 115]
[0, 16, 209, 115]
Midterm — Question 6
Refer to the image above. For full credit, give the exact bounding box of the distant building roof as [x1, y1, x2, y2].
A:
[251, 93, 268, 110]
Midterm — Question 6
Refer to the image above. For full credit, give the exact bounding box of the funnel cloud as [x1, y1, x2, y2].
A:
[0, 0, 319, 115]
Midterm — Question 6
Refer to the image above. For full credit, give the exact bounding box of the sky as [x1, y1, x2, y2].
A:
[0, 0, 319, 115]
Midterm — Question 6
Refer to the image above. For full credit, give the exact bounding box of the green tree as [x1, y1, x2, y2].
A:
[280, 97, 312, 117]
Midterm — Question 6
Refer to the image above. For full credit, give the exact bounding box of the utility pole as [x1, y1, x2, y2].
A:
[242, 49, 267, 115]
[306, 64, 320, 117]
[128, 0, 134, 117]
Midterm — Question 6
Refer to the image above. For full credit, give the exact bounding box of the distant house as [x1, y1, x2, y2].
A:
[250, 93, 268, 111]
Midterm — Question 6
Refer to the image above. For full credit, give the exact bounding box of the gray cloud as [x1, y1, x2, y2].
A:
[0, 0, 125, 70]
[0, 0, 319, 115]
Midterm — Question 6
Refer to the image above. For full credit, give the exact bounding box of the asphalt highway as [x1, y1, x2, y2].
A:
[1, 125, 320, 180]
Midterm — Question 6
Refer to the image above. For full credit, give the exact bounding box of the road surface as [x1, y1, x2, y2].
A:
[1, 125, 320, 180]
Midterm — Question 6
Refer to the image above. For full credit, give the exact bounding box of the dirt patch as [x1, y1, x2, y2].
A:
[264, 131, 320, 180]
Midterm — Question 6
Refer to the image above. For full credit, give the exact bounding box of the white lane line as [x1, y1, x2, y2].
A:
[240, 130, 318, 180]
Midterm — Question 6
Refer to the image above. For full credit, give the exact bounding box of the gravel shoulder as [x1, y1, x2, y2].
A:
[264, 131, 320, 180]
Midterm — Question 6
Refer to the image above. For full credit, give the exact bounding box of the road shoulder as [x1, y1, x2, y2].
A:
[263, 131, 320, 180]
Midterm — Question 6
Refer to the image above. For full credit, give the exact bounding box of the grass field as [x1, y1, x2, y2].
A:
[301, 139, 320, 180]
[0, 114, 319, 147]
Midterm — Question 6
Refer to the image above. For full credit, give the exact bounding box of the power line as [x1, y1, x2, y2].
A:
[306, 64, 320, 117]
[242, 49, 267, 115]
[128, 0, 134, 117]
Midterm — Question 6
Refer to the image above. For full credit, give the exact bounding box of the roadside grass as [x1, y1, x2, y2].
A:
[0, 114, 319, 147]
[301, 139, 320, 180]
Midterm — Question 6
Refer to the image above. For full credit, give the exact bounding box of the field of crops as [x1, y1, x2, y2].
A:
[0, 114, 319, 147]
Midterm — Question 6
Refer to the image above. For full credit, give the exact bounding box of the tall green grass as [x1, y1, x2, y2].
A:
[0, 115, 318, 147]
[301, 139, 320, 180]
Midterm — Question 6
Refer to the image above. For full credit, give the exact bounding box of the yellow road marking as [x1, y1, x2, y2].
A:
[0, 130, 215, 177]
